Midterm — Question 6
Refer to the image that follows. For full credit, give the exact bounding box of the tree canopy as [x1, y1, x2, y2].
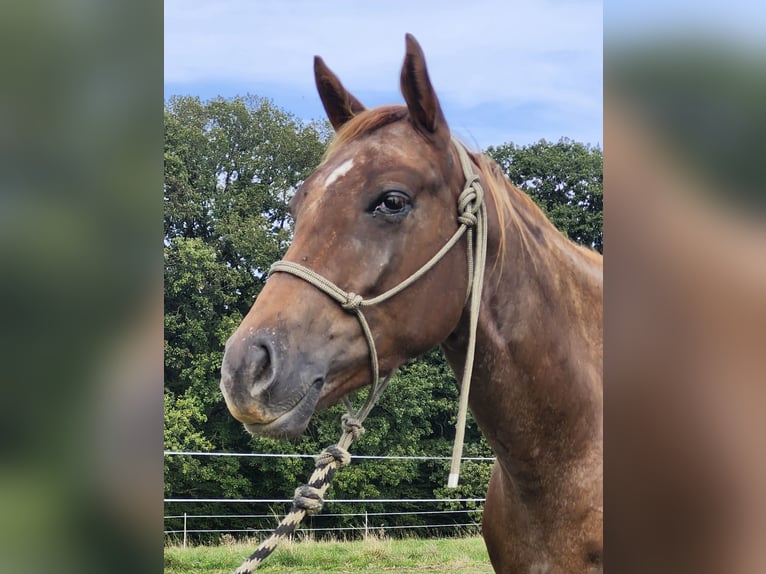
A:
[487, 139, 603, 253]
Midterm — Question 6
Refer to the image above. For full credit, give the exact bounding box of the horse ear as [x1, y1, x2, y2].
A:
[314, 56, 366, 131]
[400, 34, 449, 148]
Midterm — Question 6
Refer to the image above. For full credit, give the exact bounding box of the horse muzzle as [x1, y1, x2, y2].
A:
[220, 329, 326, 438]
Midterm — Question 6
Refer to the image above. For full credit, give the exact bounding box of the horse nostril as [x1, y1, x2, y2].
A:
[249, 340, 275, 393]
[221, 332, 280, 399]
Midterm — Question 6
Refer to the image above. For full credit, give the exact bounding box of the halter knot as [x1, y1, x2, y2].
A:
[341, 292, 363, 311]
[316, 445, 351, 468]
[341, 413, 365, 440]
[457, 212, 478, 227]
[293, 485, 325, 515]
[457, 180, 483, 226]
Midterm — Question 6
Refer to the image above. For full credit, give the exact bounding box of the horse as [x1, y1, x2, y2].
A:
[220, 34, 603, 573]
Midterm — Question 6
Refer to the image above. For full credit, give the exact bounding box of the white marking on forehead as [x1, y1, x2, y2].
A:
[324, 158, 354, 188]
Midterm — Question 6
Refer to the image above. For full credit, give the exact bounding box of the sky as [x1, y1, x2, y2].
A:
[164, 0, 603, 149]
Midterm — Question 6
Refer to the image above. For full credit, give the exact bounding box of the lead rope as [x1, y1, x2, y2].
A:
[447, 141, 488, 488]
[232, 138, 486, 573]
[231, 375, 391, 574]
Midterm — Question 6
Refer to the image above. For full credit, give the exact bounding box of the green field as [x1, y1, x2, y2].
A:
[164, 535, 492, 573]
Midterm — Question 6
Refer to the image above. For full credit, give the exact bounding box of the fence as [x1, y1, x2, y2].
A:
[164, 450, 494, 545]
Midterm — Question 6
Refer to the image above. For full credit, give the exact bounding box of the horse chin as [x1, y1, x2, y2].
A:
[242, 378, 324, 439]
[243, 415, 311, 440]
[315, 369, 372, 410]
[315, 367, 396, 410]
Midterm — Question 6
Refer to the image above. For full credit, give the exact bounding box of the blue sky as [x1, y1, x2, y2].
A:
[165, 0, 603, 149]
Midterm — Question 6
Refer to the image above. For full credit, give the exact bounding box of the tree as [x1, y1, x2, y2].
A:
[164, 96, 331, 533]
[486, 139, 603, 252]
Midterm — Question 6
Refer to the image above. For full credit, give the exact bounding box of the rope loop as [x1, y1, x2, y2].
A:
[458, 188, 476, 211]
[293, 485, 325, 515]
[341, 413, 365, 440]
[341, 292, 363, 311]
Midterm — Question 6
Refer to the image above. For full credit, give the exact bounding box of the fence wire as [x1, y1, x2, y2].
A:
[164, 450, 489, 543]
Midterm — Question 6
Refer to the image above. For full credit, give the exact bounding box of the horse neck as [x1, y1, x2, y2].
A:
[442, 175, 603, 482]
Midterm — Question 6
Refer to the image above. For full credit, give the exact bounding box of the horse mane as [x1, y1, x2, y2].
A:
[324, 106, 408, 160]
[322, 106, 599, 272]
[467, 145, 603, 270]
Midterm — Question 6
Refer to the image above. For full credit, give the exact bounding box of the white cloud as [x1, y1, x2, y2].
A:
[165, 0, 602, 146]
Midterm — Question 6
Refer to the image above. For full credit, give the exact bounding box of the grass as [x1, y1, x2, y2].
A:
[164, 535, 493, 573]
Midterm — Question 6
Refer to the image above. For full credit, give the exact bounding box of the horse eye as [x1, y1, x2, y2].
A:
[374, 191, 411, 216]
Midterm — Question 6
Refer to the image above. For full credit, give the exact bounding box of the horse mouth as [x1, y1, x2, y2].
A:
[242, 377, 325, 439]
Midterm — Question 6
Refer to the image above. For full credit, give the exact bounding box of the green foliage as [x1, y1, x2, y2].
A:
[163, 95, 332, 538]
[486, 138, 603, 252]
[163, 95, 603, 542]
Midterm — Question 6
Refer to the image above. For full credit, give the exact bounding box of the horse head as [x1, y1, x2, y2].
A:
[220, 35, 473, 438]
